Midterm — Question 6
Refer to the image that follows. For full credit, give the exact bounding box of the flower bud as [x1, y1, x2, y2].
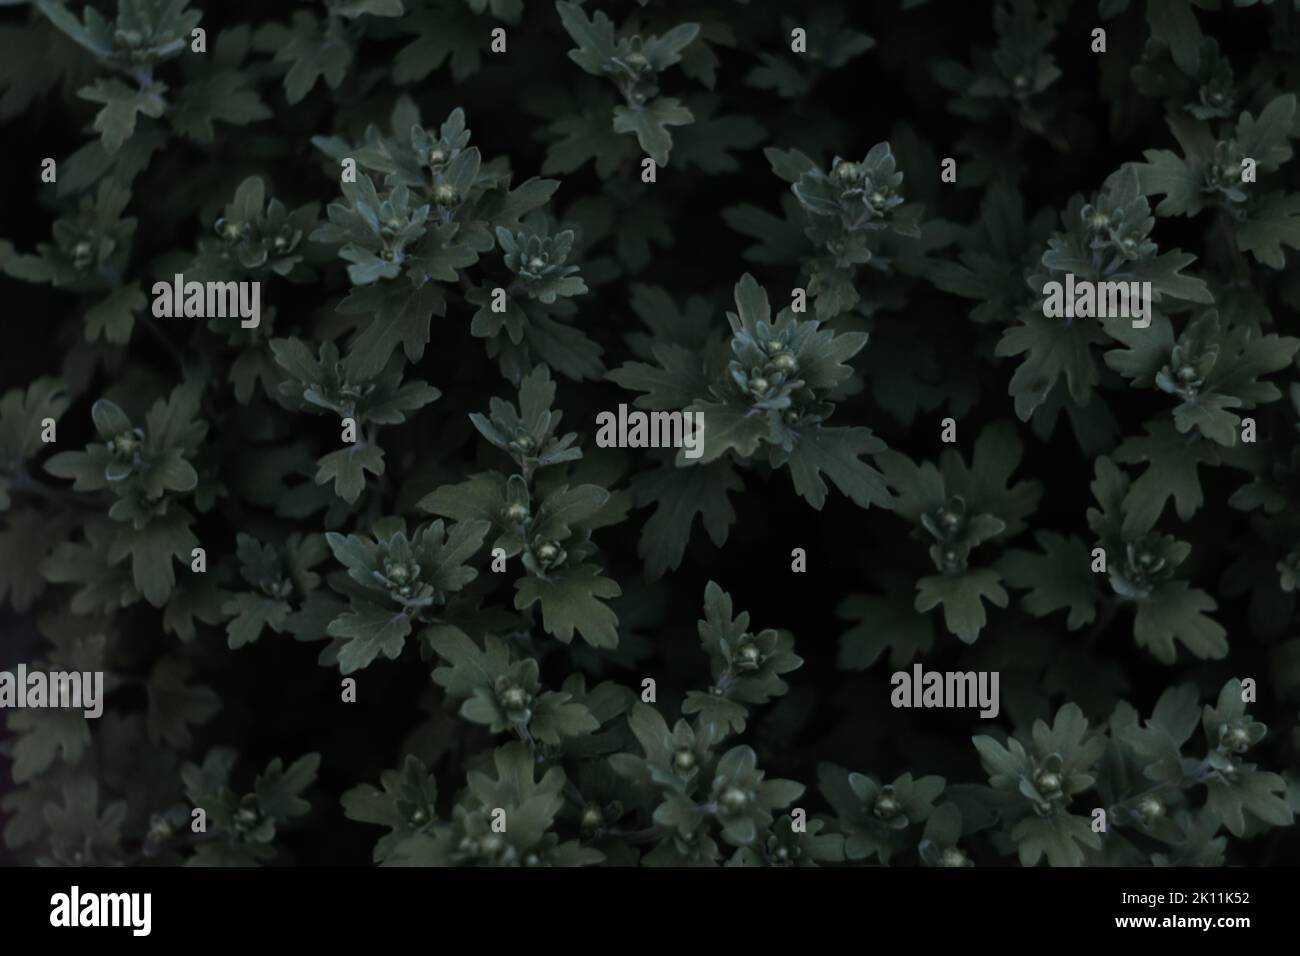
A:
[736, 643, 762, 672]
[1136, 796, 1164, 824]
[501, 686, 529, 711]
[1035, 770, 1062, 796]
[872, 794, 901, 820]
[1224, 725, 1252, 752]
[939, 847, 969, 867]
[720, 786, 750, 814]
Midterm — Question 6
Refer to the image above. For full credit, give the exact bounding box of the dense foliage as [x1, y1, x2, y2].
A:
[1, 0, 1299, 867]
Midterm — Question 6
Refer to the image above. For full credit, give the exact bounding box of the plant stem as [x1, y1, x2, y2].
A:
[8, 470, 59, 502]
[140, 314, 187, 371]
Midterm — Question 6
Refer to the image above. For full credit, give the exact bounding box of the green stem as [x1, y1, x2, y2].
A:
[605, 825, 663, 845]
[8, 470, 59, 502]
[1082, 594, 1122, 650]
[140, 314, 187, 371]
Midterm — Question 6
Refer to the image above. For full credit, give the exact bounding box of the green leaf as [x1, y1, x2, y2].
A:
[1133, 147, 1203, 217]
[35, 0, 114, 57]
[1206, 768, 1293, 837]
[914, 568, 1009, 644]
[340, 283, 444, 379]
[328, 603, 414, 674]
[78, 78, 168, 154]
[146, 657, 220, 747]
[429, 627, 508, 696]
[171, 72, 272, 142]
[105, 508, 199, 608]
[1146, 0, 1203, 75]
[0, 377, 69, 471]
[418, 474, 506, 523]
[555, 1, 618, 75]
[681, 690, 750, 735]
[0, 509, 59, 611]
[607, 344, 712, 410]
[544, 107, 637, 177]
[1011, 813, 1101, 867]
[334, 0, 405, 17]
[341, 755, 438, 863]
[162, 573, 227, 643]
[222, 591, 292, 649]
[999, 532, 1098, 630]
[687, 401, 768, 463]
[996, 310, 1108, 420]
[530, 484, 609, 541]
[836, 589, 934, 670]
[529, 692, 599, 744]
[1235, 95, 1296, 172]
[261, 13, 350, 105]
[7, 707, 90, 783]
[612, 98, 694, 166]
[1134, 581, 1228, 664]
[514, 564, 621, 648]
[631, 461, 742, 578]
[41, 778, 126, 860]
[1237, 192, 1300, 269]
[780, 425, 889, 510]
[464, 742, 565, 845]
[642, 23, 699, 68]
[316, 444, 385, 503]
[1113, 421, 1220, 535]
[85, 283, 145, 344]
[255, 753, 320, 822]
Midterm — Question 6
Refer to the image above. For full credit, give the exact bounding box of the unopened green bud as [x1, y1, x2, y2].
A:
[873, 794, 901, 820]
[720, 787, 750, 814]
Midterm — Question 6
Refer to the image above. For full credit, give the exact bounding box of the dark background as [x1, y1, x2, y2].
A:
[1, 0, 1296, 866]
